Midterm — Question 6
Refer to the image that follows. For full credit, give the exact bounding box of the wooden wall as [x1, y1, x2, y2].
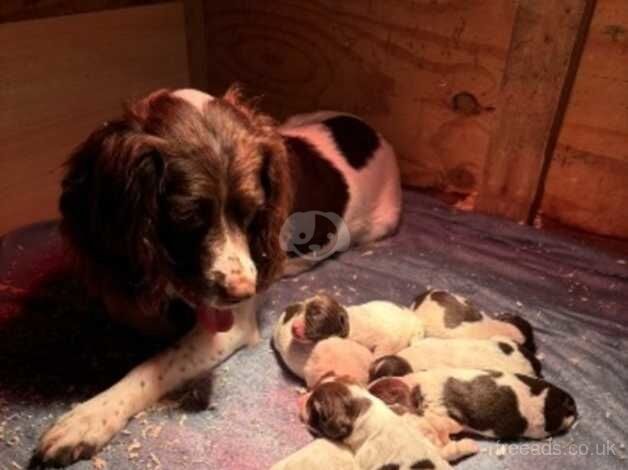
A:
[542, 0, 628, 237]
[0, 3, 189, 236]
[188, 0, 628, 239]
[190, 0, 517, 195]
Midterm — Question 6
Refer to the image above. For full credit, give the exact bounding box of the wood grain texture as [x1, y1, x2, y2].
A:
[541, 0, 628, 237]
[195, 0, 516, 195]
[475, 0, 595, 223]
[183, 0, 210, 90]
[0, 4, 189, 235]
[1, 0, 173, 23]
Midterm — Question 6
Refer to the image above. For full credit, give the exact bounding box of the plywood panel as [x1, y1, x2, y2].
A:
[0, 3, 189, 235]
[1, 0, 172, 23]
[542, 0, 628, 237]
[475, 0, 594, 223]
[195, 0, 516, 195]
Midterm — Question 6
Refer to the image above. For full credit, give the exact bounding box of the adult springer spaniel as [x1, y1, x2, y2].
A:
[33, 87, 401, 466]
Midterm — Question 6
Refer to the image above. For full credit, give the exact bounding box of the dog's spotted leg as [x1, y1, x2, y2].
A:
[32, 299, 258, 467]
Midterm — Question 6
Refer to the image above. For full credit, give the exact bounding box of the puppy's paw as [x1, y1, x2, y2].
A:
[440, 438, 479, 462]
[33, 401, 125, 467]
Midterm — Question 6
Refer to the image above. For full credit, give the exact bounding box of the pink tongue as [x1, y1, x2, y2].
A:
[197, 306, 234, 333]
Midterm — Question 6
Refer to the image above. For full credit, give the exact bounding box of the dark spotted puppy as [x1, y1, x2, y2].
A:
[411, 290, 536, 352]
[369, 337, 541, 382]
[289, 294, 425, 357]
[273, 300, 374, 387]
[369, 369, 577, 440]
[300, 377, 455, 470]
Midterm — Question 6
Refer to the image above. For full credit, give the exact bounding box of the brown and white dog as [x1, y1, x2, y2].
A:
[369, 337, 541, 381]
[288, 293, 425, 357]
[34, 87, 401, 466]
[273, 301, 374, 387]
[300, 377, 468, 470]
[368, 369, 577, 440]
[411, 290, 537, 352]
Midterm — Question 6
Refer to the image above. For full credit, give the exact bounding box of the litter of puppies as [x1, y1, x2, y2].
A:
[271, 289, 578, 469]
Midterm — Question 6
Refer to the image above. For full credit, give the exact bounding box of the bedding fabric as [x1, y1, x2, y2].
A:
[0, 190, 626, 469]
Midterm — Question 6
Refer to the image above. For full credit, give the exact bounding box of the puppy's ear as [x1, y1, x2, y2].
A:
[304, 294, 349, 341]
[249, 140, 293, 289]
[59, 122, 168, 305]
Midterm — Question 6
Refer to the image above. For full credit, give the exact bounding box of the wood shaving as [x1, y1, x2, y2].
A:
[11, 462, 22, 470]
[178, 414, 188, 427]
[127, 439, 141, 460]
[149, 453, 161, 469]
[142, 423, 164, 439]
[91, 456, 107, 470]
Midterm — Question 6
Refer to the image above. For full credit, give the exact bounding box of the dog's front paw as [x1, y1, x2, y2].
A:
[32, 400, 125, 467]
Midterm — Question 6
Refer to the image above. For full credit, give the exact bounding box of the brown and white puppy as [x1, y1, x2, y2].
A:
[411, 290, 536, 352]
[300, 377, 454, 470]
[369, 337, 541, 382]
[35, 87, 401, 466]
[273, 302, 374, 387]
[289, 294, 425, 357]
[368, 368, 577, 440]
[270, 438, 359, 470]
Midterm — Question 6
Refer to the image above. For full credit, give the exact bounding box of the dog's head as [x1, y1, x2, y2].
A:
[299, 376, 371, 441]
[59, 87, 292, 312]
[287, 294, 349, 343]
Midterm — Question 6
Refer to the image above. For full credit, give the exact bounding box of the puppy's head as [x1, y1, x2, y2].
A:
[368, 355, 413, 382]
[288, 294, 349, 343]
[300, 377, 371, 441]
[59, 87, 292, 313]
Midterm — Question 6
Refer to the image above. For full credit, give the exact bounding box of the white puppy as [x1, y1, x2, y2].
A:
[287, 294, 424, 357]
[300, 377, 456, 470]
[273, 301, 373, 387]
[369, 337, 541, 382]
[270, 438, 359, 470]
[411, 290, 536, 352]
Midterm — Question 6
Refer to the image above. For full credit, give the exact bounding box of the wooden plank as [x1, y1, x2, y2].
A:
[0, 0, 173, 23]
[192, 0, 516, 194]
[475, 0, 595, 223]
[183, 0, 211, 90]
[0, 4, 189, 235]
[541, 0, 628, 237]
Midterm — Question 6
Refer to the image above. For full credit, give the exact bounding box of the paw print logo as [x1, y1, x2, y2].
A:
[280, 211, 351, 261]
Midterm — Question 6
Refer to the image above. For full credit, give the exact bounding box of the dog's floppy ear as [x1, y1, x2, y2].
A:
[248, 138, 293, 290]
[59, 121, 168, 305]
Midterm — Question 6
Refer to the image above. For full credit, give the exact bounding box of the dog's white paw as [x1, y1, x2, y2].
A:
[32, 400, 126, 467]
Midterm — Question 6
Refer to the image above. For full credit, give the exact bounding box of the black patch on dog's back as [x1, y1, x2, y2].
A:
[285, 136, 349, 256]
[544, 386, 577, 433]
[411, 460, 436, 469]
[378, 465, 400, 470]
[431, 291, 483, 328]
[495, 312, 536, 353]
[515, 374, 547, 395]
[282, 303, 302, 324]
[323, 115, 379, 170]
[411, 289, 432, 310]
[369, 355, 413, 382]
[517, 345, 542, 377]
[498, 341, 514, 355]
[443, 374, 528, 438]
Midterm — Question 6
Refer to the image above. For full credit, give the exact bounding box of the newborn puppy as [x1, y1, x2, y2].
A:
[412, 290, 536, 352]
[369, 337, 541, 382]
[369, 368, 577, 440]
[290, 294, 425, 357]
[273, 303, 373, 387]
[300, 377, 454, 470]
[271, 438, 359, 470]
